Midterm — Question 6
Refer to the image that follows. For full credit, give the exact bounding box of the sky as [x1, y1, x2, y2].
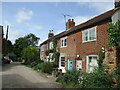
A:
[1, 0, 115, 45]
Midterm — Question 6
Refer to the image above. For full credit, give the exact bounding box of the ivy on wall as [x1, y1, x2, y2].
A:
[45, 39, 60, 66]
[107, 21, 120, 47]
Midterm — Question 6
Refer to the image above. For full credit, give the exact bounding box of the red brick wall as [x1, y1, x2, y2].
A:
[58, 21, 110, 72]
[0, 26, 3, 53]
[40, 44, 47, 60]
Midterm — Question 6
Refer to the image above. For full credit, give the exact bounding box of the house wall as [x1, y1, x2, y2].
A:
[76, 22, 109, 72]
[40, 44, 47, 61]
[0, 26, 3, 53]
[58, 21, 110, 72]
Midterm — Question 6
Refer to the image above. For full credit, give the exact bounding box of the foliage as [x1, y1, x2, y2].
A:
[32, 63, 44, 70]
[81, 68, 113, 88]
[57, 68, 114, 88]
[107, 21, 120, 47]
[97, 49, 105, 66]
[41, 62, 56, 74]
[112, 63, 120, 88]
[52, 52, 60, 66]
[13, 33, 40, 58]
[63, 69, 81, 84]
[2, 38, 13, 56]
[22, 46, 40, 64]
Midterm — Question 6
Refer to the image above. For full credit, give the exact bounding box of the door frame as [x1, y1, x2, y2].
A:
[86, 55, 98, 73]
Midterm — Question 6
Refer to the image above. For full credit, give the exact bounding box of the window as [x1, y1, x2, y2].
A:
[61, 57, 65, 67]
[61, 37, 67, 48]
[40, 45, 44, 51]
[86, 55, 98, 73]
[82, 27, 96, 42]
[49, 42, 53, 49]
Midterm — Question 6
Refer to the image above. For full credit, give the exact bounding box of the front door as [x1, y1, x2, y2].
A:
[68, 59, 73, 70]
[76, 60, 82, 71]
[86, 55, 98, 73]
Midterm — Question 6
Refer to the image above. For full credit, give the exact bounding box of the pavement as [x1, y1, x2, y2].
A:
[2, 62, 61, 88]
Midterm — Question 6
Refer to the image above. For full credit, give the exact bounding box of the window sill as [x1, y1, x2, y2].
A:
[82, 39, 96, 43]
[61, 46, 67, 48]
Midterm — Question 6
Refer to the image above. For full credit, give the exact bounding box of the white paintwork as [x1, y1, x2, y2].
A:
[82, 26, 97, 43]
[60, 36, 67, 48]
[76, 60, 82, 71]
[58, 56, 66, 73]
[86, 55, 98, 73]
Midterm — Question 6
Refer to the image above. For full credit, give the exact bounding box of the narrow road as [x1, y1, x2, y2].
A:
[2, 62, 61, 88]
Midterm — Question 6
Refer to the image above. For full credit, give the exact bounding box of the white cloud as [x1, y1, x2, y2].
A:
[15, 8, 33, 23]
[25, 23, 43, 30]
[8, 30, 25, 44]
[74, 16, 92, 25]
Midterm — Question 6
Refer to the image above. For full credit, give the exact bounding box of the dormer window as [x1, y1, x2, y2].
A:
[82, 27, 96, 43]
[61, 37, 67, 48]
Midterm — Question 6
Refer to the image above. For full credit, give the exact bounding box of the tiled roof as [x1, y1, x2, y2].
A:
[40, 7, 120, 46]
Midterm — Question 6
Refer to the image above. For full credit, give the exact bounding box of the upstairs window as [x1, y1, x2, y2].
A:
[61, 37, 67, 48]
[82, 27, 96, 42]
[49, 42, 53, 49]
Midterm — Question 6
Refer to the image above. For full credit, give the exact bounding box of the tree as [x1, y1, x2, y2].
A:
[2, 38, 13, 56]
[13, 33, 40, 57]
[107, 21, 120, 47]
[22, 46, 40, 64]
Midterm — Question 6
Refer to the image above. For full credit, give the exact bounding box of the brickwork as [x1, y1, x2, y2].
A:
[104, 47, 120, 73]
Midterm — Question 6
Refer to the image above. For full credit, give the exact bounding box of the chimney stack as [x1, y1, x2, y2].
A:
[66, 19, 75, 30]
[48, 30, 54, 38]
[115, 0, 120, 8]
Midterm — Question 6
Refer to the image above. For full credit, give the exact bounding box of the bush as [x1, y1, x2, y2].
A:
[63, 69, 81, 84]
[80, 68, 113, 88]
[41, 62, 56, 74]
[33, 63, 44, 70]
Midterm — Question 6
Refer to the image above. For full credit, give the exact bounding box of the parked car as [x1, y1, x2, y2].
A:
[2, 56, 12, 64]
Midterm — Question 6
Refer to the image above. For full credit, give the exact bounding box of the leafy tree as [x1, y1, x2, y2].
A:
[13, 33, 40, 58]
[107, 21, 120, 47]
[2, 38, 13, 56]
[22, 46, 40, 64]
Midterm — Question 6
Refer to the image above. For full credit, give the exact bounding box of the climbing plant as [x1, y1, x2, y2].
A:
[107, 21, 120, 47]
[97, 49, 105, 67]
[44, 38, 60, 66]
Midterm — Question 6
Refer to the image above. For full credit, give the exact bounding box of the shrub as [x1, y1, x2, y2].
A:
[33, 63, 44, 70]
[41, 62, 56, 74]
[63, 69, 81, 84]
[80, 68, 113, 88]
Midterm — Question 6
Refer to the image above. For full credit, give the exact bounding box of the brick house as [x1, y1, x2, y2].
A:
[0, 26, 3, 58]
[40, 2, 120, 73]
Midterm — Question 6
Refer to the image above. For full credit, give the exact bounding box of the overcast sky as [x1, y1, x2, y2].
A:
[1, 0, 115, 45]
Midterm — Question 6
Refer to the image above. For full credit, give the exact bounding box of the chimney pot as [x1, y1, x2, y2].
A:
[72, 19, 74, 22]
[68, 19, 71, 22]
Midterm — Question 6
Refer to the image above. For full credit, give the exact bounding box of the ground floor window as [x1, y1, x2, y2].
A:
[86, 55, 98, 73]
[61, 57, 65, 67]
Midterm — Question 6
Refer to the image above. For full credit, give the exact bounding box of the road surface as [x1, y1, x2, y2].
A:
[2, 62, 61, 88]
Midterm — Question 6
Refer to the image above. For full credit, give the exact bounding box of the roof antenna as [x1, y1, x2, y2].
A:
[62, 14, 72, 29]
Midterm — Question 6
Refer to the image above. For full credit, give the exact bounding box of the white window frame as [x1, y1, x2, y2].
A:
[61, 36, 67, 48]
[82, 26, 97, 43]
[86, 55, 98, 73]
[49, 42, 53, 49]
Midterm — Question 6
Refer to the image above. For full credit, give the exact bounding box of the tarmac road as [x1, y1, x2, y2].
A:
[2, 62, 61, 88]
